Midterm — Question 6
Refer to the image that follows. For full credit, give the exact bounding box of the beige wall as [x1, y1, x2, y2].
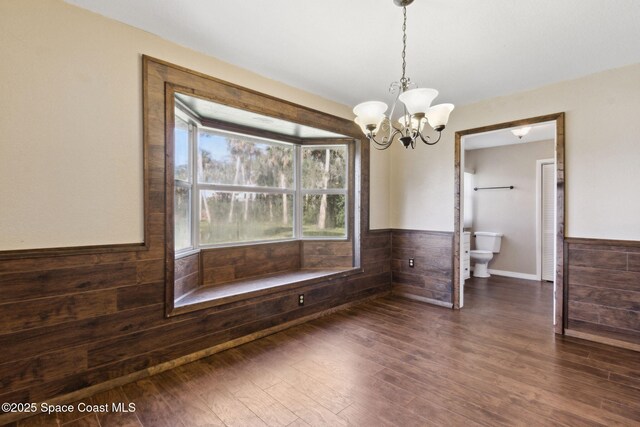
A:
[369, 145, 391, 229]
[0, 0, 355, 250]
[466, 140, 554, 275]
[3, 1, 637, 248]
[389, 63, 640, 241]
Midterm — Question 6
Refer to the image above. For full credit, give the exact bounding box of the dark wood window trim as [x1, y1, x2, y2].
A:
[151, 58, 364, 317]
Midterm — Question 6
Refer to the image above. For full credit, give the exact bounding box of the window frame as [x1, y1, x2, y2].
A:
[174, 111, 196, 255]
[174, 105, 350, 256]
[297, 144, 349, 240]
[196, 126, 297, 248]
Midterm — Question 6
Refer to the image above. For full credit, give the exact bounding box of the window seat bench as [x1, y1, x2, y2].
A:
[173, 267, 361, 315]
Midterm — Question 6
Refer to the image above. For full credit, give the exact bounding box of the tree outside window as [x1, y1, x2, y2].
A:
[174, 108, 348, 252]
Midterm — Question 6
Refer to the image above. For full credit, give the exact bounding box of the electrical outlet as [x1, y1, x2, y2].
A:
[409, 258, 415, 268]
[298, 294, 304, 306]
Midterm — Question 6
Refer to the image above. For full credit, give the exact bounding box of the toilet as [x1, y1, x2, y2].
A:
[470, 232, 503, 278]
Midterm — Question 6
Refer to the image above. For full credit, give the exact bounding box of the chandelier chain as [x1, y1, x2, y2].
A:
[352, 0, 453, 150]
[400, 6, 408, 89]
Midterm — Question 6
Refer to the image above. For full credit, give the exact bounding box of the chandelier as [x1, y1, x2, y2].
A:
[353, 0, 454, 150]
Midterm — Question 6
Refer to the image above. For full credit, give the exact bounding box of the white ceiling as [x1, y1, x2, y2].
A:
[464, 122, 555, 150]
[65, 0, 640, 109]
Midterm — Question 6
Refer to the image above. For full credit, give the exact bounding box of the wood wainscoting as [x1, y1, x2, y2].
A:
[17, 282, 640, 426]
[174, 252, 200, 299]
[302, 241, 353, 269]
[565, 237, 640, 351]
[200, 241, 301, 288]
[390, 230, 454, 308]
[0, 57, 392, 425]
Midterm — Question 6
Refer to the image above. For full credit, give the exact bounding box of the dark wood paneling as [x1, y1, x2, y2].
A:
[570, 284, 640, 311]
[0, 56, 390, 425]
[201, 266, 235, 285]
[0, 262, 136, 303]
[567, 301, 600, 323]
[302, 241, 353, 268]
[14, 285, 640, 427]
[390, 230, 453, 305]
[201, 241, 300, 287]
[0, 290, 119, 334]
[566, 237, 640, 347]
[175, 253, 199, 278]
[598, 306, 640, 331]
[174, 253, 200, 299]
[0, 348, 87, 393]
[0, 304, 166, 363]
[0, 252, 139, 274]
[569, 266, 640, 292]
[136, 259, 164, 284]
[117, 282, 165, 310]
[1, 274, 388, 417]
[175, 273, 199, 300]
[628, 253, 640, 272]
[569, 249, 628, 270]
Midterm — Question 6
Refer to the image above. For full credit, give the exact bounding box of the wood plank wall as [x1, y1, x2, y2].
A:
[201, 241, 301, 287]
[566, 238, 640, 346]
[302, 241, 353, 268]
[390, 230, 454, 306]
[175, 253, 200, 299]
[0, 57, 391, 421]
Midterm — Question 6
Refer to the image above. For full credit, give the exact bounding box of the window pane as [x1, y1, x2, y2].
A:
[174, 186, 191, 251]
[302, 146, 347, 190]
[302, 194, 346, 237]
[174, 115, 190, 182]
[198, 129, 294, 188]
[199, 191, 294, 244]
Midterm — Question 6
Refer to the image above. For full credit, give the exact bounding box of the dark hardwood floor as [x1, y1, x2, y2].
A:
[14, 276, 640, 426]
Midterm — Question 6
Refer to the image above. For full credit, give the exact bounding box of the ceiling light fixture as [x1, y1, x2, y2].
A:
[353, 0, 454, 150]
[511, 126, 532, 139]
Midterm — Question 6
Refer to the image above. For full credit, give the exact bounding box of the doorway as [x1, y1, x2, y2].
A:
[453, 113, 565, 334]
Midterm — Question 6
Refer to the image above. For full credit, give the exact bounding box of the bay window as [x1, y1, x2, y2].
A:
[174, 108, 349, 254]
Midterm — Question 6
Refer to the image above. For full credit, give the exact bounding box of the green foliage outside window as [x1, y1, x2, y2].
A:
[174, 110, 348, 249]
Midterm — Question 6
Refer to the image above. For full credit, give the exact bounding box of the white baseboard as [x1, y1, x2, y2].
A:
[487, 269, 539, 281]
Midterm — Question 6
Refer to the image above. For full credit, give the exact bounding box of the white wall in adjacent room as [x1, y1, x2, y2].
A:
[466, 140, 554, 275]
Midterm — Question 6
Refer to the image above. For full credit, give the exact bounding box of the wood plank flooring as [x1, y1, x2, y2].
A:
[14, 276, 640, 426]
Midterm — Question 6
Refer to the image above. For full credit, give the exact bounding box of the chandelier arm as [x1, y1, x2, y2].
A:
[369, 127, 402, 149]
[369, 135, 393, 150]
[372, 140, 394, 151]
[417, 130, 442, 145]
[352, 0, 453, 150]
